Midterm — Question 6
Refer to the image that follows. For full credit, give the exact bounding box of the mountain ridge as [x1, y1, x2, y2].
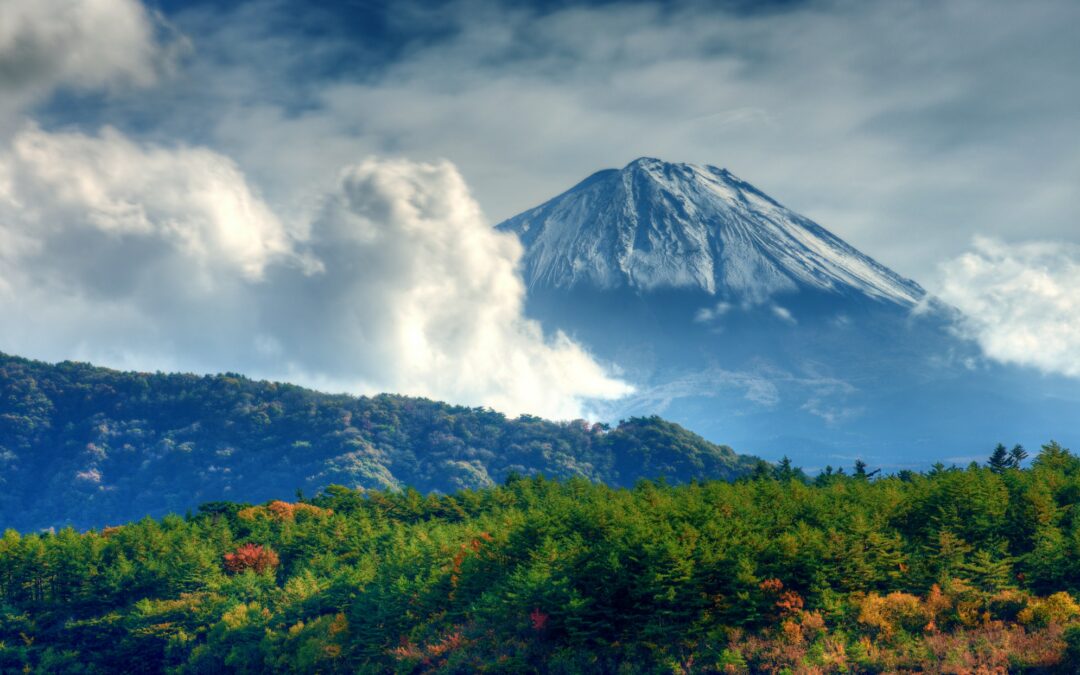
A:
[0, 351, 760, 531]
[498, 157, 925, 306]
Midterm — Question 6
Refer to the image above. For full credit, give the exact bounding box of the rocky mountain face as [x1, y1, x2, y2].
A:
[497, 159, 1080, 469]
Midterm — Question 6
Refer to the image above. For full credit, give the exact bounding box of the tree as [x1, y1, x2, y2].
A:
[1009, 444, 1028, 468]
[223, 544, 279, 575]
[988, 444, 1011, 474]
[957, 549, 1014, 595]
[774, 456, 805, 482]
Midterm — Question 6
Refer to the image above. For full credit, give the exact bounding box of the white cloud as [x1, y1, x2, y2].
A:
[939, 237, 1080, 378]
[260, 156, 632, 417]
[694, 301, 733, 323]
[0, 126, 629, 418]
[771, 305, 796, 325]
[3, 125, 299, 280]
[127, 0, 1080, 287]
[0, 0, 179, 131]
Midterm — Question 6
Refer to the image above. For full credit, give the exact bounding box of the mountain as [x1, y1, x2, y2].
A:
[497, 158, 1080, 468]
[500, 157, 923, 306]
[0, 352, 760, 531]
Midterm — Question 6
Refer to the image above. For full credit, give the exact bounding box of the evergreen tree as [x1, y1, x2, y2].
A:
[1009, 444, 1028, 468]
[957, 549, 1014, 595]
[988, 444, 1011, 474]
[854, 459, 868, 478]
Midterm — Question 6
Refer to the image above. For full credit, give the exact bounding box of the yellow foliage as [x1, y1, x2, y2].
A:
[238, 501, 333, 523]
[1018, 591, 1080, 628]
[925, 584, 951, 620]
[858, 592, 928, 638]
[780, 619, 804, 645]
[813, 637, 848, 671]
[220, 602, 268, 630]
[328, 613, 348, 637]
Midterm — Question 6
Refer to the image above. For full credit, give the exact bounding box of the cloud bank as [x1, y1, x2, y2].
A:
[939, 238, 1080, 378]
[98, 0, 1080, 285]
[4, 0, 1078, 417]
[0, 126, 629, 418]
[0, 0, 628, 419]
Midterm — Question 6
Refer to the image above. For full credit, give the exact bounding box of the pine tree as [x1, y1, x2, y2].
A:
[988, 444, 1011, 473]
[1009, 444, 1028, 468]
[957, 549, 1014, 595]
[775, 456, 794, 480]
[774, 456, 805, 482]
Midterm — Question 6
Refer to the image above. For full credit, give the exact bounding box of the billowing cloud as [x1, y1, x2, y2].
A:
[939, 237, 1080, 378]
[0, 125, 302, 375]
[2, 125, 298, 280]
[0, 126, 629, 418]
[263, 158, 631, 416]
[0, 0, 178, 130]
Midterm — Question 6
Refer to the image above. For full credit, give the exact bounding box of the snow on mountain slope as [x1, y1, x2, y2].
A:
[496, 158, 925, 306]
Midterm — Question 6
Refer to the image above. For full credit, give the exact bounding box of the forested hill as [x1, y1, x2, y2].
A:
[0, 352, 760, 531]
[4, 452, 1080, 672]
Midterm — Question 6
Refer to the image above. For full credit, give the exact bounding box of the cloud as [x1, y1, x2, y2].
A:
[0, 0, 179, 131]
[938, 237, 1080, 378]
[0, 125, 629, 418]
[259, 156, 632, 417]
[2, 124, 299, 280]
[80, 0, 1076, 288]
[771, 305, 796, 325]
[694, 302, 733, 323]
[0, 125, 303, 375]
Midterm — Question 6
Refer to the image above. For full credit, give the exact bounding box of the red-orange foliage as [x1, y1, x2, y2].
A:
[224, 543, 280, 574]
[530, 608, 549, 631]
[776, 590, 804, 616]
[759, 578, 784, 594]
[391, 629, 467, 667]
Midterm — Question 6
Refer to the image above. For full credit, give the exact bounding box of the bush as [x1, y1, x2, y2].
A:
[1018, 592, 1080, 628]
[223, 543, 280, 574]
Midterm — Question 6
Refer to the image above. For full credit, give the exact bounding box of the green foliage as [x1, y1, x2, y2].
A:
[1, 442, 1080, 671]
[0, 353, 757, 531]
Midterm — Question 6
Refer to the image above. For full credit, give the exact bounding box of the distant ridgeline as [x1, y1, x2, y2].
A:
[0, 352, 760, 531]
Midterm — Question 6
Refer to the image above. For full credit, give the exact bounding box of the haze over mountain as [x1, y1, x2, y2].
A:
[498, 158, 1080, 469]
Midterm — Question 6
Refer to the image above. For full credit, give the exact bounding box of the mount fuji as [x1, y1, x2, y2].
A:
[497, 158, 1080, 469]
[502, 157, 923, 306]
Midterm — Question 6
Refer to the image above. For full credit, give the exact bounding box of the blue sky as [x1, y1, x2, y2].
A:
[2, 0, 1079, 416]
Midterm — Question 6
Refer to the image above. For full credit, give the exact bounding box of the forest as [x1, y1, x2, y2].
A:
[0, 352, 756, 531]
[3, 442, 1080, 673]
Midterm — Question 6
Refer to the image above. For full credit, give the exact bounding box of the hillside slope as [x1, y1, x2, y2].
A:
[0, 352, 759, 531]
[3, 452, 1080, 672]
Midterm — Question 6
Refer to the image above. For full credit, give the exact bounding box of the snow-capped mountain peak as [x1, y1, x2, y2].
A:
[496, 158, 924, 306]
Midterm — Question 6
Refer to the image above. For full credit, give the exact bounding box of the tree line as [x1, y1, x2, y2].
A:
[3, 442, 1080, 672]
